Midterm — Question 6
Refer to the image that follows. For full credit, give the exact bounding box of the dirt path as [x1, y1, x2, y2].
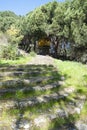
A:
[28, 55, 54, 65]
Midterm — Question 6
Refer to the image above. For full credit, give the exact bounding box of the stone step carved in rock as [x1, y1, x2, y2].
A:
[0, 87, 75, 110]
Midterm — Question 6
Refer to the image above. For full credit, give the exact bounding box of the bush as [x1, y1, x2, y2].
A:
[0, 43, 18, 60]
[0, 32, 19, 60]
[29, 51, 36, 57]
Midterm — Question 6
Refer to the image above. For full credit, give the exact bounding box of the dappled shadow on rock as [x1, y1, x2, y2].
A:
[0, 64, 62, 90]
[49, 122, 77, 130]
[0, 64, 73, 129]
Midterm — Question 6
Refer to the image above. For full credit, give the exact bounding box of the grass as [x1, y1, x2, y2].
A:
[80, 101, 87, 120]
[48, 115, 78, 130]
[0, 55, 32, 66]
[0, 86, 60, 100]
[55, 59, 87, 93]
[6, 93, 80, 122]
[0, 63, 62, 100]
[0, 56, 87, 129]
[54, 59, 87, 121]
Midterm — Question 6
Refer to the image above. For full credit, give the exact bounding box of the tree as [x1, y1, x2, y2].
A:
[0, 11, 19, 32]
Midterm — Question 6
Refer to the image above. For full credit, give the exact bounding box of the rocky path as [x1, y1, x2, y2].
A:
[27, 55, 54, 65]
[0, 55, 86, 130]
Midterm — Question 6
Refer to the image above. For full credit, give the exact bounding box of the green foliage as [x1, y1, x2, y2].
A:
[6, 25, 23, 44]
[0, 11, 18, 32]
[29, 51, 36, 57]
[0, 32, 17, 60]
[0, 0, 87, 60]
[0, 43, 17, 60]
[0, 25, 23, 60]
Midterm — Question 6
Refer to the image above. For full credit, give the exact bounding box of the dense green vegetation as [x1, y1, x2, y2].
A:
[0, 0, 87, 62]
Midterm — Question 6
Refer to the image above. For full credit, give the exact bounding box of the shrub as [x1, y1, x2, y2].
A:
[0, 43, 18, 60]
[29, 51, 36, 57]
